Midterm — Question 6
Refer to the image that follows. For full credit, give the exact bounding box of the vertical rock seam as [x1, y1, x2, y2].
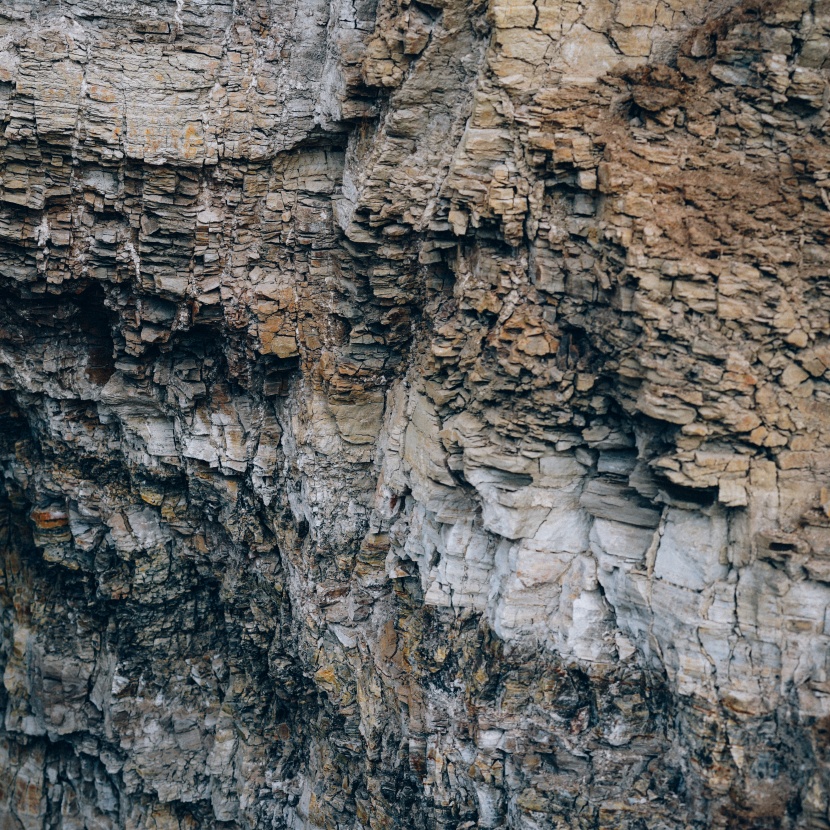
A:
[0, 0, 828, 827]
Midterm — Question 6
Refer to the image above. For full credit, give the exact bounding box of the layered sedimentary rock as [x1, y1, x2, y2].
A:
[0, 0, 829, 827]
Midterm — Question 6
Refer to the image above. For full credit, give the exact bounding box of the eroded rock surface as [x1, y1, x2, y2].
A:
[0, 0, 829, 827]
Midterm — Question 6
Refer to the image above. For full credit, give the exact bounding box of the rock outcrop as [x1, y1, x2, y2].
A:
[0, 0, 829, 827]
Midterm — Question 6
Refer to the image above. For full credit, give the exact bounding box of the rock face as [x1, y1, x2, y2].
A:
[0, 0, 829, 827]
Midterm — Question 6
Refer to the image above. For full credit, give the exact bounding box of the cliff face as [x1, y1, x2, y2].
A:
[0, 0, 829, 827]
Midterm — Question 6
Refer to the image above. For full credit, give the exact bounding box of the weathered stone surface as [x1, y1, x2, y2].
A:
[0, 0, 829, 827]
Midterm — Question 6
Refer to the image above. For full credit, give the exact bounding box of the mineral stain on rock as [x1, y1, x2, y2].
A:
[0, 0, 829, 827]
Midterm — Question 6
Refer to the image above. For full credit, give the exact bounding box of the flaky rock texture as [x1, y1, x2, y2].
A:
[0, 0, 829, 827]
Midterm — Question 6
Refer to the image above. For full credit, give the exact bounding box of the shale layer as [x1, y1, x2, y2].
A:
[1, 0, 829, 827]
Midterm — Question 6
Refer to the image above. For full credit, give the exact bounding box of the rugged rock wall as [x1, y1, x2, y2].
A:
[0, 0, 829, 827]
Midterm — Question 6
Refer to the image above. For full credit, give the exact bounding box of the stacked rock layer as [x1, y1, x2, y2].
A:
[0, 0, 829, 827]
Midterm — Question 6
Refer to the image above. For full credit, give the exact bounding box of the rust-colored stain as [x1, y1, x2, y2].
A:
[30, 508, 68, 530]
